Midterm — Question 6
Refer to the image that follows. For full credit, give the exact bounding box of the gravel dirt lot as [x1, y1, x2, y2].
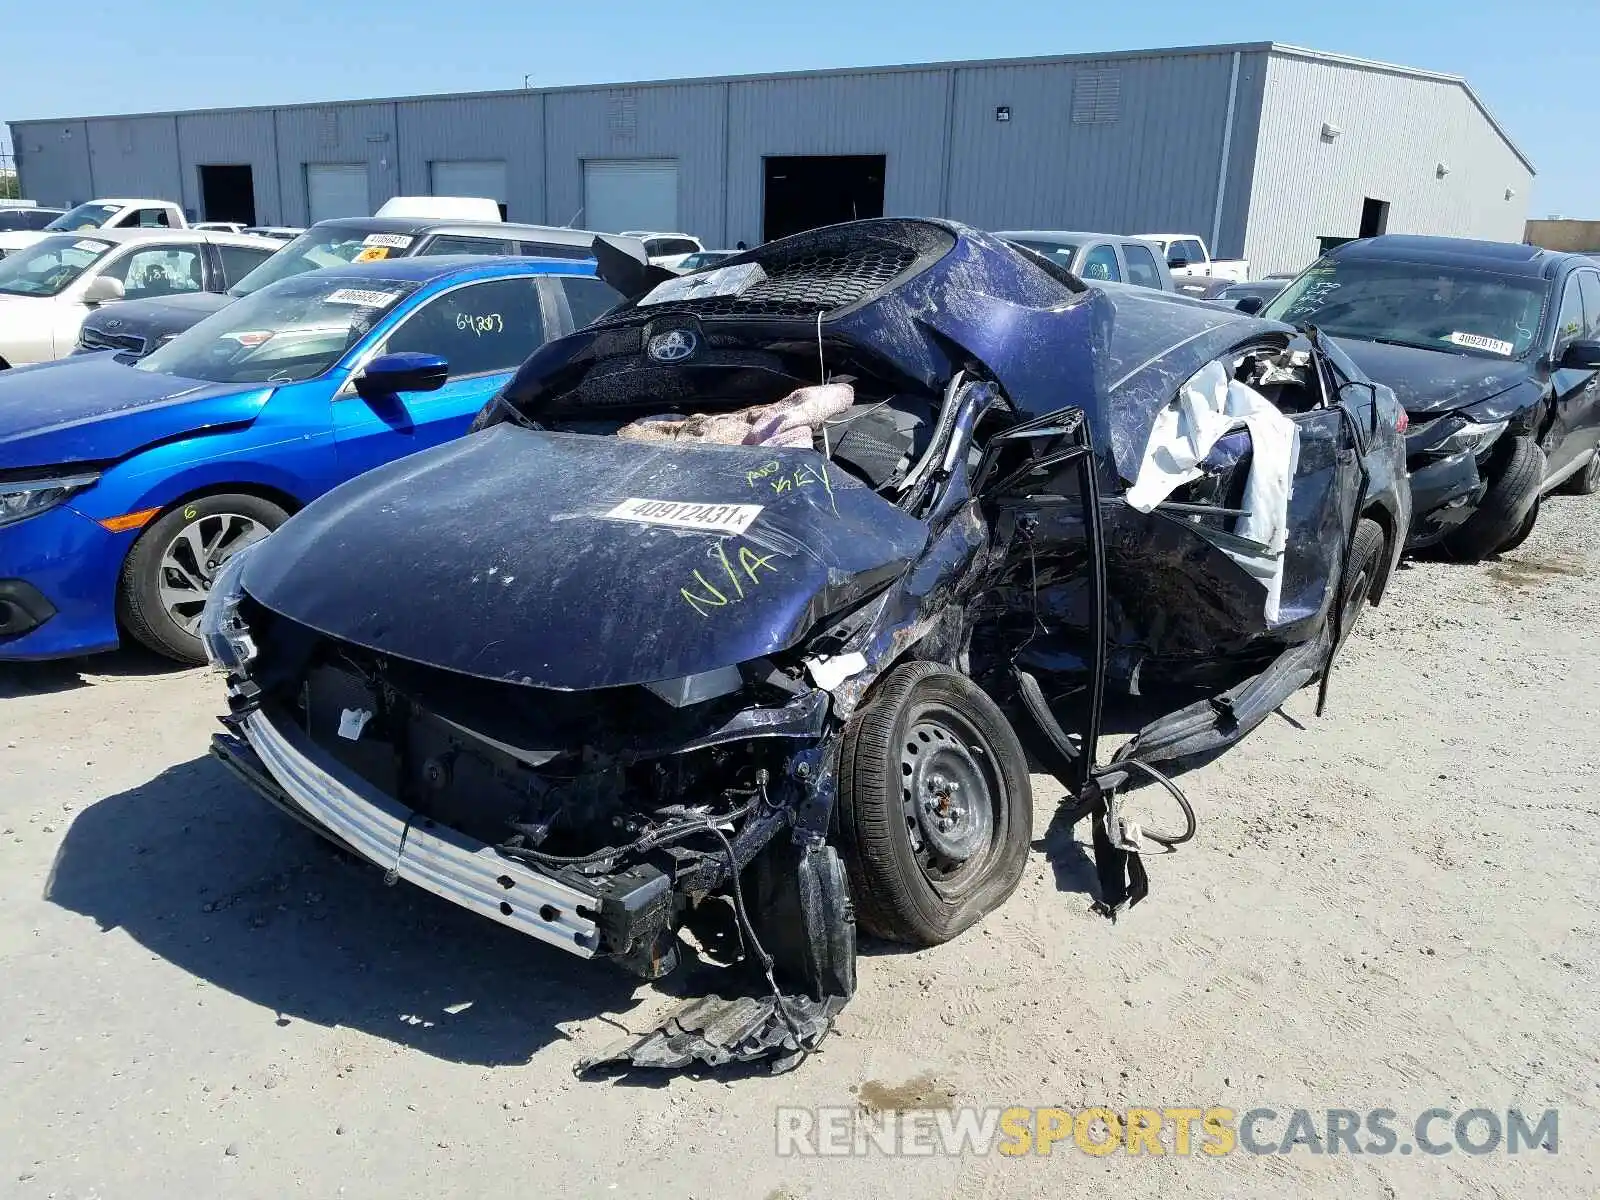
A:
[3, 493, 1596, 1200]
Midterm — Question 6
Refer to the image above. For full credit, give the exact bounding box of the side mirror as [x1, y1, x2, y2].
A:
[1233, 295, 1264, 315]
[1558, 339, 1600, 370]
[1167, 254, 1190, 269]
[82, 276, 125, 306]
[354, 351, 448, 398]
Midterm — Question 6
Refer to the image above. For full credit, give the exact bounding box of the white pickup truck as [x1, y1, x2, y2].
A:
[0, 198, 190, 259]
[1135, 234, 1250, 289]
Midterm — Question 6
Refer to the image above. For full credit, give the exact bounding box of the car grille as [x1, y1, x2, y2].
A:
[79, 327, 148, 356]
[601, 220, 954, 323]
[676, 242, 920, 318]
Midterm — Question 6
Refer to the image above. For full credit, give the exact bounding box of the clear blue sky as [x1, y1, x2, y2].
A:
[2, 0, 1593, 214]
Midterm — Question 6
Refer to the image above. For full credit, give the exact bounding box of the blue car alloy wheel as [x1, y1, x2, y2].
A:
[117, 493, 286, 663]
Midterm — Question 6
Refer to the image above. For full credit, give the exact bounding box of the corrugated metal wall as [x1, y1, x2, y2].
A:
[8, 46, 1532, 263]
[270, 102, 400, 227]
[9, 120, 93, 207]
[545, 82, 726, 235]
[726, 70, 950, 243]
[396, 94, 542, 219]
[945, 50, 1267, 257]
[176, 110, 283, 223]
[84, 117, 181, 202]
[1244, 51, 1533, 275]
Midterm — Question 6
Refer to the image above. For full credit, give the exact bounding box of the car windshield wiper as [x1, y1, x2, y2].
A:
[1363, 335, 1450, 353]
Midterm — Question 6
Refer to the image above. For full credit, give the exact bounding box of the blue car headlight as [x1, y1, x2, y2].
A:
[198, 539, 264, 673]
[0, 472, 100, 529]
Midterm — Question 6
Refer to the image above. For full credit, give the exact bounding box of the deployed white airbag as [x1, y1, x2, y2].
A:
[1124, 360, 1300, 622]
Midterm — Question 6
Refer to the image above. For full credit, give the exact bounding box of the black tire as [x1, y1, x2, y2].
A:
[1498, 495, 1540, 553]
[1334, 517, 1386, 653]
[836, 661, 1031, 946]
[1559, 447, 1600, 496]
[118, 493, 288, 664]
[1442, 436, 1545, 562]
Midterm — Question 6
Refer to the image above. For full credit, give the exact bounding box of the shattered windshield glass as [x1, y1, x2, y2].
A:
[135, 273, 418, 384]
[1264, 259, 1549, 359]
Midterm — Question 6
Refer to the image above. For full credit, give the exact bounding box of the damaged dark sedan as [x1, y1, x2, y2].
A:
[204, 220, 1409, 1072]
[1263, 235, 1600, 558]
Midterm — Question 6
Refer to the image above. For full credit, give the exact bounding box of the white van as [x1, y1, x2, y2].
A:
[375, 196, 503, 222]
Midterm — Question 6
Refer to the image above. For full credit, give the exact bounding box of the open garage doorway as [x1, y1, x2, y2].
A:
[199, 164, 256, 225]
[762, 155, 885, 243]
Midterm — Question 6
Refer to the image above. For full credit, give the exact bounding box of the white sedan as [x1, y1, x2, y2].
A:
[0, 228, 281, 368]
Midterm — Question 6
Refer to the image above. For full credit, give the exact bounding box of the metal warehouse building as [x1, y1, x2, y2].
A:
[8, 41, 1532, 276]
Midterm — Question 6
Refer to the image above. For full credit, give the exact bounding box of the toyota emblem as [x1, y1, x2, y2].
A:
[648, 329, 698, 363]
[103, 319, 123, 330]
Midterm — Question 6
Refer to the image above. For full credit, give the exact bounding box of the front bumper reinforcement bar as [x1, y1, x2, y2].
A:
[217, 709, 600, 957]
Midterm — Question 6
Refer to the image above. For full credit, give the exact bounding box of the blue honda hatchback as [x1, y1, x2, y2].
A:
[0, 255, 619, 663]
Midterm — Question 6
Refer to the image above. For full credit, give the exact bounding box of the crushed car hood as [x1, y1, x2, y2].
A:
[241, 424, 931, 690]
[1332, 336, 1536, 416]
[0, 354, 272, 468]
[82, 290, 233, 346]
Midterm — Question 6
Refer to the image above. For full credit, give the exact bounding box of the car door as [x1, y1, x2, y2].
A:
[1544, 272, 1594, 480]
[332, 273, 551, 480]
[550, 274, 623, 332]
[213, 241, 278, 292]
[1120, 242, 1164, 290]
[1556, 270, 1600, 469]
[51, 242, 205, 357]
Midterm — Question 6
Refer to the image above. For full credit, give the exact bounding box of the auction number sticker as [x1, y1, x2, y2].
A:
[326, 288, 400, 307]
[1448, 331, 1515, 356]
[362, 233, 414, 249]
[74, 239, 111, 253]
[604, 498, 764, 536]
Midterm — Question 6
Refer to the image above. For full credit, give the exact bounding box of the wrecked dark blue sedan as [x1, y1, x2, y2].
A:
[204, 220, 1409, 1072]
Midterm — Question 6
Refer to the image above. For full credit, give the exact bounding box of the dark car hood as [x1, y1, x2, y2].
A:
[242, 424, 931, 690]
[1331, 336, 1536, 416]
[83, 291, 232, 345]
[0, 354, 272, 469]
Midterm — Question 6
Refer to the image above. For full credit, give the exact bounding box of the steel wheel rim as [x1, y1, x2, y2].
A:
[899, 704, 1003, 895]
[1338, 552, 1378, 649]
[156, 512, 267, 635]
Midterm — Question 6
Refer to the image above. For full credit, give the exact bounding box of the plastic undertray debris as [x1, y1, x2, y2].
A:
[577, 992, 846, 1075]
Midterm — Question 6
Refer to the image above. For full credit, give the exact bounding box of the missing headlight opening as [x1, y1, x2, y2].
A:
[205, 220, 1409, 1076]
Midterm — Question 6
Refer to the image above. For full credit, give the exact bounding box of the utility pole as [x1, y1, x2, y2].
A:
[523, 74, 533, 90]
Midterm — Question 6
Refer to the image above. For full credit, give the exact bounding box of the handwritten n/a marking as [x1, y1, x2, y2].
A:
[681, 570, 730, 617]
[739, 546, 778, 583]
[711, 541, 745, 600]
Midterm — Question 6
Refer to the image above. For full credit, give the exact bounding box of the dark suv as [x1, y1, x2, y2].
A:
[76, 217, 622, 359]
[1264, 235, 1600, 558]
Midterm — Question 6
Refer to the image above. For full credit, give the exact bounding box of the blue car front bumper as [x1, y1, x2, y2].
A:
[0, 504, 129, 660]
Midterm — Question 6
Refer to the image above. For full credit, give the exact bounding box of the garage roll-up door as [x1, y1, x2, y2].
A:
[583, 160, 678, 233]
[431, 160, 508, 217]
[306, 164, 370, 223]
